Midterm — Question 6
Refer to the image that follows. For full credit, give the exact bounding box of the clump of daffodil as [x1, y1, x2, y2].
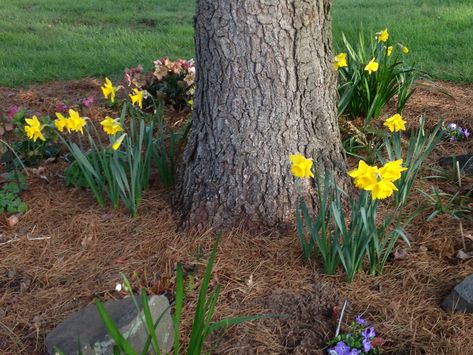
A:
[377, 28, 389, 43]
[54, 109, 87, 134]
[24, 115, 46, 142]
[348, 159, 407, 200]
[101, 77, 117, 103]
[384, 113, 406, 132]
[333, 53, 348, 70]
[100, 116, 124, 135]
[289, 153, 314, 179]
[129, 88, 144, 109]
[112, 133, 127, 151]
[364, 58, 379, 74]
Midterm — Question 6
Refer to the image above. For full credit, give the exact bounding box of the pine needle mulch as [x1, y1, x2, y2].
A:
[0, 79, 472, 354]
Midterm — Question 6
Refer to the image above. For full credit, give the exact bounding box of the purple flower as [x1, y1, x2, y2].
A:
[355, 315, 367, 326]
[362, 326, 376, 339]
[6, 105, 19, 121]
[448, 123, 457, 130]
[83, 95, 95, 108]
[362, 337, 372, 352]
[329, 341, 351, 355]
[461, 128, 470, 139]
[450, 136, 456, 142]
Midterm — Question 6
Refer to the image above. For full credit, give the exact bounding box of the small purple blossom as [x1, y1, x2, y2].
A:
[330, 341, 351, 355]
[450, 135, 456, 142]
[362, 326, 376, 340]
[6, 106, 19, 121]
[355, 315, 367, 326]
[461, 128, 470, 139]
[362, 337, 372, 352]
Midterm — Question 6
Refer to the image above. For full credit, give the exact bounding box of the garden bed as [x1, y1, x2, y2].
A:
[0, 79, 472, 354]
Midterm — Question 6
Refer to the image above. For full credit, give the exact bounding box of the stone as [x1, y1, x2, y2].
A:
[441, 274, 473, 313]
[438, 154, 473, 175]
[45, 295, 174, 354]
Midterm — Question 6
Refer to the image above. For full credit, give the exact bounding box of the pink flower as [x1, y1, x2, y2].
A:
[83, 95, 95, 108]
[6, 106, 19, 121]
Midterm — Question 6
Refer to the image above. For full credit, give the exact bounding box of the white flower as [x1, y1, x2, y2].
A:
[448, 123, 457, 130]
[115, 283, 123, 292]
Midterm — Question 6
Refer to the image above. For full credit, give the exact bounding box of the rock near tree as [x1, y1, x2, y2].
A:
[45, 295, 173, 354]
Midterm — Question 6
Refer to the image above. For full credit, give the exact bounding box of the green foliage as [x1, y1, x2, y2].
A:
[151, 119, 191, 187]
[337, 31, 420, 125]
[419, 186, 472, 221]
[0, 171, 28, 214]
[382, 116, 444, 207]
[87, 236, 275, 354]
[296, 171, 410, 282]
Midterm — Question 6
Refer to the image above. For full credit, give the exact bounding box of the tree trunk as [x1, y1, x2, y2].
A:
[174, 0, 346, 230]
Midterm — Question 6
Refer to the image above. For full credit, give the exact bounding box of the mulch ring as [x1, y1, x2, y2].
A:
[0, 79, 472, 354]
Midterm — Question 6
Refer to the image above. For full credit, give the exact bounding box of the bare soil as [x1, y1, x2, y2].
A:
[0, 79, 472, 354]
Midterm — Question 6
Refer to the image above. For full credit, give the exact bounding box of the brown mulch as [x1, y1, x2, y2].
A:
[0, 79, 472, 354]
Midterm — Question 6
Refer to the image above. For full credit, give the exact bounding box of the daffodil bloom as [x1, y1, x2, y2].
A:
[54, 112, 70, 133]
[384, 113, 406, 132]
[387, 46, 393, 56]
[289, 153, 314, 179]
[402, 46, 409, 54]
[129, 88, 144, 109]
[100, 116, 123, 135]
[371, 179, 398, 200]
[68, 109, 87, 134]
[348, 160, 378, 190]
[377, 28, 389, 43]
[24, 115, 46, 142]
[112, 133, 127, 151]
[333, 53, 348, 70]
[101, 77, 116, 103]
[379, 160, 407, 181]
[364, 58, 379, 75]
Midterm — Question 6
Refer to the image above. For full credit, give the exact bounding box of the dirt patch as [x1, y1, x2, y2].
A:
[0, 79, 472, 354]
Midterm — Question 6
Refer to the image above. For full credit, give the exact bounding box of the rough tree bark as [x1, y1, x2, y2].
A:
[175, 0, 346, 230]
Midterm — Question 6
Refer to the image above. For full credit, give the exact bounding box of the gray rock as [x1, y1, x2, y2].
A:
[441, 274, 473, 313]
[45, 295, 173, 354]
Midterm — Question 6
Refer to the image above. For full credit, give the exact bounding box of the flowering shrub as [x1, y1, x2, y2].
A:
[444, 123, 470, 142]
[124, 58, 195, 109]
[327, 316, 384, 354]
[335, 28, 420, 125]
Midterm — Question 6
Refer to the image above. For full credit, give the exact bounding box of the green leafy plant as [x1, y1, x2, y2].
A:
[419, 186, 472, 221]
[0, 171, 28, 214]
[336, 29, 421, 126]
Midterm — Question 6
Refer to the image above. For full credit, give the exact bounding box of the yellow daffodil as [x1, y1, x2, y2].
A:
[68, 109, 87, 134]
[100, 116, 123, 135]
[54, 112, 70, 133]
[377, 28, 389, 43]
[333, 53, 348, 70]
[129, 88, 144, 109]
[379, 160, 408, 181]
[112, 133, 127, 151]
[384, 113, 406, 132]
[364, 58, 379, 75]
[387, 46, 393, 56]
[402, 46, 409, 54]
[348, 160, 378, 190]
[371, 179, 398, 200]
[101, 77, 116, 103]
[349, 159, 408, 200]
[289, 153, 314, 179]
[24, 115, 46, 142]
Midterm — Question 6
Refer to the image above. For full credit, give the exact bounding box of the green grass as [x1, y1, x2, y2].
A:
[0, 0, 472, 87]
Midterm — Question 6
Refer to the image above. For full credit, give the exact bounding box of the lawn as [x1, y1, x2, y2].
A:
[0, 0, 472, 86]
